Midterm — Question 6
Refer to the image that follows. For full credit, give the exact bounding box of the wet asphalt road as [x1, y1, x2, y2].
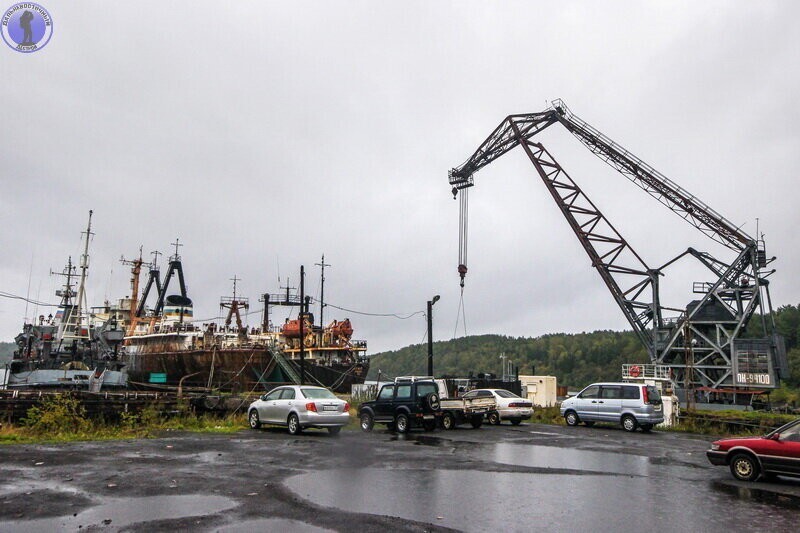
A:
[1, 422, 799, 532]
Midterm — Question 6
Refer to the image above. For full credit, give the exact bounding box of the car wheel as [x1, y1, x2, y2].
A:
[248, 410, 261, 429]
[640, 424, 653, 433]
[584, 421, 595, 427]
[488, 411, 501, 425]
[423, 420, 436, 431]
[442, 412, 455, 430]
[510, 418, 522, 426]
[287, 413, 302, 435]
[360, 412, 374, 432]
[564, 410, 580, 427]
[470, 415, 483, 429]
[621, 415, 638, 432]
[730, 453, 760, 482]
[328, 426, 342, 436]
[396, 413, 410, 434]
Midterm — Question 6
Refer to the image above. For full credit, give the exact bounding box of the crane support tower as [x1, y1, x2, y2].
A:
[449, 100, 789, 394]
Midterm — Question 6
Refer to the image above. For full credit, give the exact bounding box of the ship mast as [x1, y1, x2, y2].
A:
[315, 255, 330, 328]
[220, 275, 249, 332]
[74, 210, 94, 338]
[120, 246, 149, 336]
[50, 256, 77, 342]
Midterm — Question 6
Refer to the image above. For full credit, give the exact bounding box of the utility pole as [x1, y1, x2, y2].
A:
[299, 265, 305, 385]
[315, 255, 330, 328]
[427, 295, 440, 376]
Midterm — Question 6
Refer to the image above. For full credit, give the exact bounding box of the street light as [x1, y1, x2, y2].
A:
[427, 295, 440, 377]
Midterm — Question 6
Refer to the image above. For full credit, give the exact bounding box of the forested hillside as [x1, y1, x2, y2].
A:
[368, 330, 648, 388]
[369, 304, 800, 390]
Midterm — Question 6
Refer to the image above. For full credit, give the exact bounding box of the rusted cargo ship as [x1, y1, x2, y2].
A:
[114, 249, 369, 393]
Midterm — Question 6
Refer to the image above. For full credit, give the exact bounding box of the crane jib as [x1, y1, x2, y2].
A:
[448, 100, 783, 392]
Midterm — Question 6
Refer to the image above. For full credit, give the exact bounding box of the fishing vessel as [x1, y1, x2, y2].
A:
[2, 212, 127, 390]
[115, 248, 369, 393]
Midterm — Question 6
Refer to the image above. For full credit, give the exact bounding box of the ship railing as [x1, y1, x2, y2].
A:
[622, 364, 672, 381]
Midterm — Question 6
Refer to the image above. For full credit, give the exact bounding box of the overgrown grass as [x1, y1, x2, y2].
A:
[0, 394, 248, 445]
[671, 409, 797, 436]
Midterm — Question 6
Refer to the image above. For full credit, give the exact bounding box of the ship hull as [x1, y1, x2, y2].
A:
[126, 348, 368, 393]
[289, 360, 369, 393]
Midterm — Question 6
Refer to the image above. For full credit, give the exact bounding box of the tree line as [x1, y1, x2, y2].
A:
[368, 304, 800, 390]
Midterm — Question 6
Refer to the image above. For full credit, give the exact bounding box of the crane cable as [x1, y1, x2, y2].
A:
[457, 188, 469, 287]
[454, 184, 469, 337]
[452, 286, 467, 339]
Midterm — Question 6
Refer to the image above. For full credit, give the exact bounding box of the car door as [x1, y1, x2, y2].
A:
[762, 421, 800, 474]
[261, 388, 284, 423]
[394, 384, 412, 417]
[597, 385, 622, 422]
[574, 385, 600, 421]
[275, 387, 297, 424]
[373, 385, 395, 421]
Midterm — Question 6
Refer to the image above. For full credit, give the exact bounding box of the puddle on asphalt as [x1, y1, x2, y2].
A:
[285, 468, 799, 532]
[412, 435, 446, 447]
[2, 494, 238, 532]
[217, 518, 334, 532]
[711, 480, 800, 509]
[492, 443, 649, 476]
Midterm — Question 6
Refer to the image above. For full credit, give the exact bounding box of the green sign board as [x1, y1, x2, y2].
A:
[149, 372, 167, 384]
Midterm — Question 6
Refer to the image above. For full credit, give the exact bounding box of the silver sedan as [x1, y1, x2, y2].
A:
[462, 388, 533, 425]
[248, 385, 351, 435]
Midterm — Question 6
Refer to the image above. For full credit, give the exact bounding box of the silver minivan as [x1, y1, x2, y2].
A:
[560, 382, 664, 432]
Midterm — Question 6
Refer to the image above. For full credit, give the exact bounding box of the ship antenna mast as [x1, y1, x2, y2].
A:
[315, 255, 331, 328]
[74, 210, 94, 337]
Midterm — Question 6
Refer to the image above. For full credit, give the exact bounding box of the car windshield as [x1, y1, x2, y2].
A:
[766, 418, 800, 438]
[494, 390, 519, 399]
[301, 388, 337, 400]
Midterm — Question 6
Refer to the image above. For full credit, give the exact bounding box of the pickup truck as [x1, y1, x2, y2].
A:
[358, 378, 442, 433]
[439, 395, 496, 429]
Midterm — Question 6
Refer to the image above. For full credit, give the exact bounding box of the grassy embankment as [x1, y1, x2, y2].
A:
[0, 394, 247, 445]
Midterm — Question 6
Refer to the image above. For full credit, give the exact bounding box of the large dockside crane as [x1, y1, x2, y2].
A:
[449, 100, 789, 394]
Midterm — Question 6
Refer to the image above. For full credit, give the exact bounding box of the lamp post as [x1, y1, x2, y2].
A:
[427, 295, 440, 377]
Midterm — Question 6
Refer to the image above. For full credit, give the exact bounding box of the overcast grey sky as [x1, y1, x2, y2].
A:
[1, 1, 798, 355]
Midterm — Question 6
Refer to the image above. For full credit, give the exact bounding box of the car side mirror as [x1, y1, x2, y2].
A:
[769, 433, 780, 441]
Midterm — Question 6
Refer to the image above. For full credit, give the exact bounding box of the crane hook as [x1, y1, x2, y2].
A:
[458, 264, 468, 288]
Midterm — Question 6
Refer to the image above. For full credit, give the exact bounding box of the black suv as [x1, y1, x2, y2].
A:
[359, 379, 441, 433]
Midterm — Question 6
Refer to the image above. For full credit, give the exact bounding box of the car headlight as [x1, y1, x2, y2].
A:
[710, 443, 720, 451]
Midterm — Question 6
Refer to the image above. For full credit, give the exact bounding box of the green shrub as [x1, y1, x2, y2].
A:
[22, 394, 91, 436]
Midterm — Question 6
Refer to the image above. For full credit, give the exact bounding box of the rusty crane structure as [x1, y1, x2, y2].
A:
[449, 100, 788, 393]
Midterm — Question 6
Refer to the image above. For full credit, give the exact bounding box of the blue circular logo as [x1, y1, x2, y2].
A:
[2, 2, 53, 53]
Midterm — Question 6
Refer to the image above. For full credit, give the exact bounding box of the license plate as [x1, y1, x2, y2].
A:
[323, 405, 338, 411]
[654, 405, 662, 411]
[423, 415, 434, 420]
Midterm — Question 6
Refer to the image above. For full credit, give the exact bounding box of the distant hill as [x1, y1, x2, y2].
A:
[368, 330, 648, 389]
[368, 304, 800, 390]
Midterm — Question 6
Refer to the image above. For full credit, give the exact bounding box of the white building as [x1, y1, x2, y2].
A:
[519, 375, 557, 407]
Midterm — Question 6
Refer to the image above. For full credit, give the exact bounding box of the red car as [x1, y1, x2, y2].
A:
[706, 418, 800, 481]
